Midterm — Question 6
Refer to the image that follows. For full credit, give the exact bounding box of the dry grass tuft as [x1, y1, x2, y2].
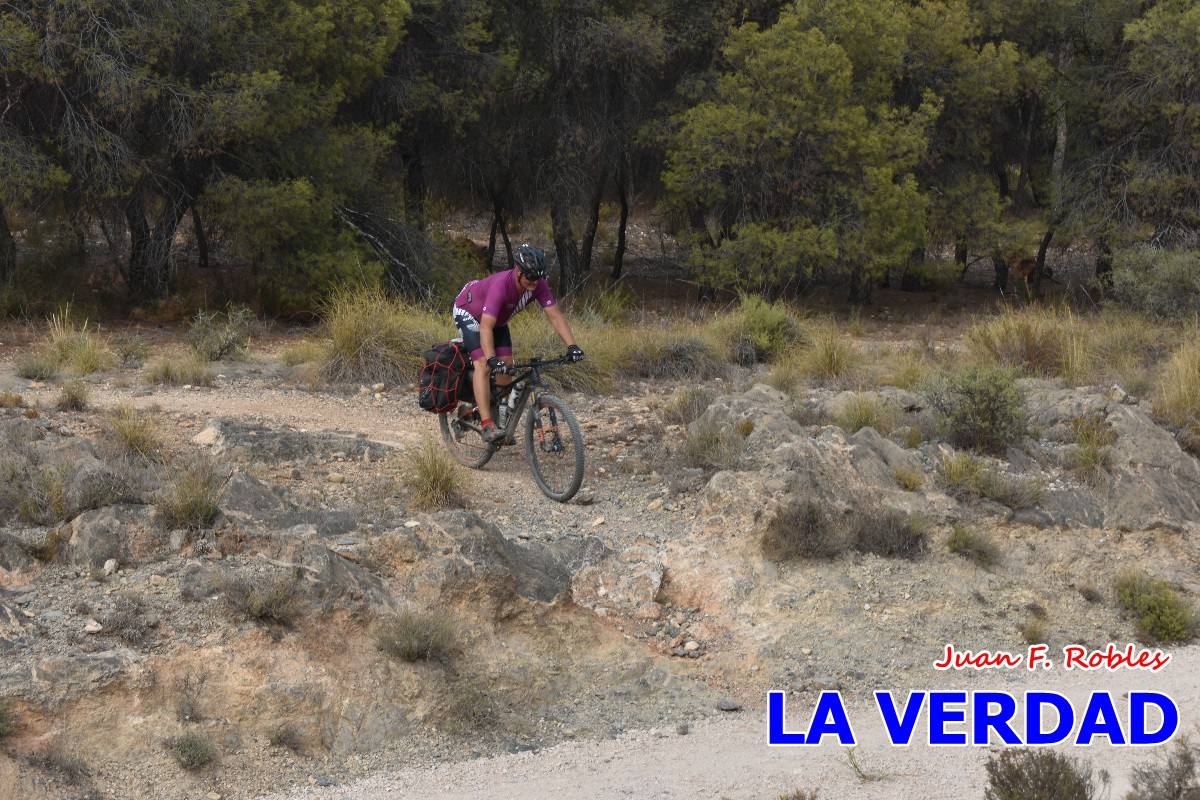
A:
[164, 732, 216, 770]
[221, 571, 305, 626]
[680, 420, 744, 471]
[833, 394, 898, 435]
[947, 524, 1000, 568]
[374, 610, 458, 663]
[403, 438, 462, 510]
[104, 404, 164, 462]
[56, 380, 89, 411]
[320, 287, 449, 385]
[145, 356, 214, 386]
[157, 457, 225, 529]
[761, 501, 845, 561]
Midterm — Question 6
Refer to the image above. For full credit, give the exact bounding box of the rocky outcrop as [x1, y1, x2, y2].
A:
[193, 418, 392, 462]
[63, 505, 158, 569]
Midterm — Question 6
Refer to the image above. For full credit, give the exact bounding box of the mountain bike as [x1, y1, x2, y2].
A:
[438, 354, 585, 502]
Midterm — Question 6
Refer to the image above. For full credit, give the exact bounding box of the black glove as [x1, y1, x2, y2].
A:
[487, 356, 513, 375]
[566, 345, 585, 363]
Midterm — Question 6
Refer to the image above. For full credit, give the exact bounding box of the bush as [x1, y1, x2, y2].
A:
[16, 350, 58, 380]
[940, 452, 1042, 509]
[157, 457, 225, 530]
[281, 339, 328, 367]
[101, 593, 152, 644]
[681, 421, 744, 471]
[105, 405, 164, 462]
[29, 742, 90, 785]
[56, 380, 89, 411]
[188, 306, 253, 361]
[17, 465, 68, 525]
[892, 465, 924, 491]
[1067, 411, 1117, 482]
[706, 295, 801, 364]
[268, 724, 304, 753]
[221, 571, 304, 626]
[833, 394, 898, 435]
[145, 357, 214, 386]
[660, 386, 716, 426]
[761, 501, 845, 561]
[374, 610, 457, 662]
[849, 509, 927, 560]
[1115, 569, 1197, 644]
[112, 333, 149, 368]
[624, 335, 726, 381]
[403, 439, 462, 510]
[1154, 339, 1200, 432]
[1126, 736, 1200, 800]
[947, 524, 999, 568]
[984, 749, 1101, 800]
[770, 325, 858, 391]
[320, 287, 449, 385]
[45, 307, 114, 375]
[967, 307, 1089, 380]
[1111, 247, 1200, 319]
[0, 698, 15, 739]
[0, 392, 25, 408]
[923, 365, 1026, 454]
[165, 732, 216, 771]
[1020, 616, 1048, 645]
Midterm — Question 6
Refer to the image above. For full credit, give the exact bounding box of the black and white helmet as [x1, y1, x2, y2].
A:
[514, 243, 549, 280]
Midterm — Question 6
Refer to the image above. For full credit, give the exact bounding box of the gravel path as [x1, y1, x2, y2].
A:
[260, 646, 1200, 800]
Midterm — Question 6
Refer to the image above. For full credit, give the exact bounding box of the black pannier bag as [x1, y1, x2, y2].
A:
[417, 341, 469, 413]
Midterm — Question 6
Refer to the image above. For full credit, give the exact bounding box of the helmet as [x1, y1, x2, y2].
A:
[514, 243, 549, 280]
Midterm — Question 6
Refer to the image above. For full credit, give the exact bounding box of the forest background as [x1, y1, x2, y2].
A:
[0, 0, 1197, 319]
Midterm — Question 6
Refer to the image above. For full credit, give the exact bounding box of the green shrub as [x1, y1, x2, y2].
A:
[16, 350, 58, 380]
[105, 404, 164, 462]
[706, 294, 801, 364]
[403, 438, 462, 511]
[947, 524, 999, 568]
[923, 365, 1026, 454]
[320, 287, 449, 385]
[56, 380, 89, 411]
[761, 501, 846, 561]
[1019, 616, 1048, 645]
[145, 356, 214, 386]
[188, 306, 253, 361]
[157, 457, 224, 530]
[1111, 247, 1200, 319]
[660, 386, 716, 426]
[984, 749, 1101, 800]
[833, 394, 898, 435]
[940, 452, 1042, 509]
[0, 698, 15, 738]
[770, 325, 858, 391]
[1115, 569, 1197, 644]
[680, 421, 744, 471]
[892, 465, 924, 491]
[1126, 736, 1200, 800]
[374, 610, 457, 662]
[221, 571, 304, 626]
[112, 333, 150, 368]
[165, 732, 216, 770]
[941, 451, 985, 496]
[849, 509, 927, 560]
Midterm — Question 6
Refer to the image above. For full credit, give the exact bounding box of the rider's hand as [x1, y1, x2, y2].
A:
[487, 355, 513, 375]
[566, 345, 585, 363]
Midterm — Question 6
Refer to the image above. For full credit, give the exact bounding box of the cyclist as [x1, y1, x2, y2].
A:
[452, 243, 584, 443]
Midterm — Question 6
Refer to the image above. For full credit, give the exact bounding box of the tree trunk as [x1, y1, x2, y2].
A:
[487, 211, 498, 271]
[191, 206, 209, 270]
[124, 186, 193, 303]
[900, 246, 926, 291]
[847, 264, 872, 305]
[0, 199, 15, 285]
[612, 161, 630, 280]
[1095, 237, 1113, 292]
[955, 241, 968, 280]
[579, 171, 606, 277]
[992, 250, 1009, 294]
[1032, 226, 1056, 299]
[550, 201, 584, 296]
[498, 211, 513, 268]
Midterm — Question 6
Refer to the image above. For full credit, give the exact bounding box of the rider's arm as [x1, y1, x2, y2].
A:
[543, 304, 576, 348]
[479, 313, 499, 360]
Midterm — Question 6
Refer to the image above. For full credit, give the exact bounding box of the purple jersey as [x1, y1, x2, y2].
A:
[453, 268, 556, 326]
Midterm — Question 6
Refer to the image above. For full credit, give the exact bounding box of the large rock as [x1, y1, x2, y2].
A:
[572, 543, 664, 613]
[254, 525, 398, 614]
[64, 504, 158, 568]
[693, 384, 805, 446]
[193, 418, 392, 462]
[218, 469, 358, 536]
[0, 533, 33, 583]
[0, 593, 34, 655]
[0, 648, 142, 706]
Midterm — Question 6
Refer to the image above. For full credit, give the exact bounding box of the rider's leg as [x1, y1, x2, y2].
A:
[471, 356, 492, 424]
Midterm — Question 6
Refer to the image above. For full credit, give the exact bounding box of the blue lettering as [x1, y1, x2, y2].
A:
[875, 691, 925, 746]
[768, 691, 856, 746]
[929, 691, 968, 745]
[1130, 692, 1178, 745]
[1077, 692, 1127, 745]
[972, 692, 1020, 745]
[1026, 692, 1074, 745]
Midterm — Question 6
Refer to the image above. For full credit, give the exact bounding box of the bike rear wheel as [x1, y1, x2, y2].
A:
[524, 394, 584, 502]
[439, 403, 495, 469]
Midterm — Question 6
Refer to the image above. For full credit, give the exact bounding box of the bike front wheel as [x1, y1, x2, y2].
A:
[439, 403, 495, 469]
[524, 394, 585, 502]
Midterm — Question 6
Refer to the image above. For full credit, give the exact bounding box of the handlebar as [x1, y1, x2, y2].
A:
[508, 355, 574, 370]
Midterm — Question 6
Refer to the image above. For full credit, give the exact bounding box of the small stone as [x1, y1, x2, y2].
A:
[801, 647, 812, 656]
[591, 516, 605, 527]
[715, 698, 742, 712]
[58, 427, 73, 436]
[103, 559, 118, 576]
[374, 393, 383, 400]
[358, 386, 371, 395]
[404, 520, 420, 528]
[683, 640, 700, 652]
[84, 619, 102, 634]
[676, 723, 689, 736]
[372, 383, 385, 393]
[327, 473, 346, 484]
[207, 793, 222, 800]
[149, 574, 168, 586]
[647, 497, 664, 512]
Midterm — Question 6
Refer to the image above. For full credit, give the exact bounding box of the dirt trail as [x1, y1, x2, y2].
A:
[258, 645, 1200, 800]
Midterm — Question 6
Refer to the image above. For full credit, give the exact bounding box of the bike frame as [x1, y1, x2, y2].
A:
[454, 355, 571, 445]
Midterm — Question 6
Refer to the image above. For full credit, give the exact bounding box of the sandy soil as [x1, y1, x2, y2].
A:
[258, 646, 1200, 800]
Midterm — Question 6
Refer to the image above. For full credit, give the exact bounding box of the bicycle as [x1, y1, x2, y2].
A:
[438, 353, 585, 502]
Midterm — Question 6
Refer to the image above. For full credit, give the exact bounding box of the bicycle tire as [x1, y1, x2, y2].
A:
[524, 394, 585, 502]
[439, 405, 495, 469]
